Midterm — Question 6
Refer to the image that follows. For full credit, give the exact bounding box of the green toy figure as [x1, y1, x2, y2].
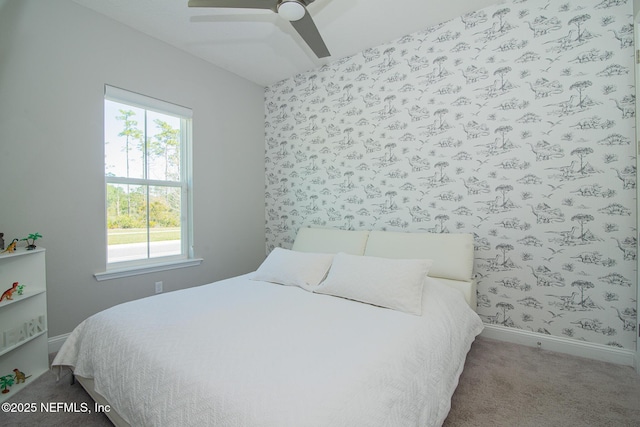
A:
[22, 233, 42, 250]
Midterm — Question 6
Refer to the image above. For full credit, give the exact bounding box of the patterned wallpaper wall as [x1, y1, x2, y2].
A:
[264, 0, 637, 350]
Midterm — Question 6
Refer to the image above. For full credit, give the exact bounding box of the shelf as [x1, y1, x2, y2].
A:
[0, 289, 46, 308]
[0, 247, 47, 403]
[0, 247, 45, 260]
[0, 368, 48, 400]
[0, 330, 48, 358]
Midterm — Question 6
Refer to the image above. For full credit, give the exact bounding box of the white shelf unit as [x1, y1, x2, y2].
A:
[0, 248, 47, 402]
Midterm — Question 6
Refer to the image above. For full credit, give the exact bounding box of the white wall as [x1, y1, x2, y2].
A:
[0, 0, 265, 337]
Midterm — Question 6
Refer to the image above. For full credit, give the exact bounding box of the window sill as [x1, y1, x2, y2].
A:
[94, 258, 203, 281]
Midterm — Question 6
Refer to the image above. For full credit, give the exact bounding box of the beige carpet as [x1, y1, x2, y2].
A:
[444, 337, 640, 427]
[1, 336, 639, 426]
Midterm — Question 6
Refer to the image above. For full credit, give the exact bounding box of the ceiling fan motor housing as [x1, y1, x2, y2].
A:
[278, 0, 306, 21]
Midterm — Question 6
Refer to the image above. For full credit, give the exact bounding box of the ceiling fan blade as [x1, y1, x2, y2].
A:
[289, 10, 330, 58]
[188, 0, 277, 12]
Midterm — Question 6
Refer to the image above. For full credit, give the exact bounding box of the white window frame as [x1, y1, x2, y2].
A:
[95, 85, 201, 281]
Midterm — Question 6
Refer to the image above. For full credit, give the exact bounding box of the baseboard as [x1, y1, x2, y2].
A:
[481, 324, 636, 367]
[48, 333, 70, 354]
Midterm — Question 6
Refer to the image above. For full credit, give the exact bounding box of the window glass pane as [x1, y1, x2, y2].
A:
[105, 100, 146, 179]
[149, 185, 182, 259]
[148, 111, 181, 182]
[107, 184, 148, 263]
[104, 86, 191, 269]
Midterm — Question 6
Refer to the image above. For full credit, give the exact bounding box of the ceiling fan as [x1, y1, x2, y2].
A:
[188, 0, 330, 58]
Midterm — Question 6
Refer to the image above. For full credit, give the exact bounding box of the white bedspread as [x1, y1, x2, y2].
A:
[52, 274, 483, 427]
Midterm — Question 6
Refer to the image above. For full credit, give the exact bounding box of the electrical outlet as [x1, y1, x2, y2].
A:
[155, 281, 163, 294]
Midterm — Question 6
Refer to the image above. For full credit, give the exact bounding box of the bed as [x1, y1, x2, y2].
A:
[52, 228, 483, 427]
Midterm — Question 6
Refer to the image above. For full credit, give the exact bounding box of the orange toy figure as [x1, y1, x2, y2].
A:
[13, 369, 31, 384]
[0, 282, 19, 301]
[1, 239, 18, 254]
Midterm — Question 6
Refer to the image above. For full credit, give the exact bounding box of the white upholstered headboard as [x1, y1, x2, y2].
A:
[291, 227, 477, 310]
[291, 228, 369, 255]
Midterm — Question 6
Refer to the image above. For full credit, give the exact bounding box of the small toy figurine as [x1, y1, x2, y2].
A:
[1, 239, 18, 254]
[22, 232, 42, 250]
[13, 369, 31, 384]
[0, 282, 19, 301]
[0, 374, 14, 394]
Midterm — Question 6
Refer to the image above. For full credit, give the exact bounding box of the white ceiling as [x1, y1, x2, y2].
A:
[72, 0, 504, 87]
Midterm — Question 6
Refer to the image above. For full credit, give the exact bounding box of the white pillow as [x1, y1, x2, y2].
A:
[251, 247, 334, 289]
[314, 252, 433, 315]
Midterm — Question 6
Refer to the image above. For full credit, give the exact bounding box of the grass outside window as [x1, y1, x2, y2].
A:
[108, 228, 181, 245]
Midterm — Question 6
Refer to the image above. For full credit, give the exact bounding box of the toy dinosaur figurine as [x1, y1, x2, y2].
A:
[1, 239, 18, 254]
[0, 282, 19, 301]
[13, 369, 31, 384]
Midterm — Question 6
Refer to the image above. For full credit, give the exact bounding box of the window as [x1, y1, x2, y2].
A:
[100, 85, 197, 277]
